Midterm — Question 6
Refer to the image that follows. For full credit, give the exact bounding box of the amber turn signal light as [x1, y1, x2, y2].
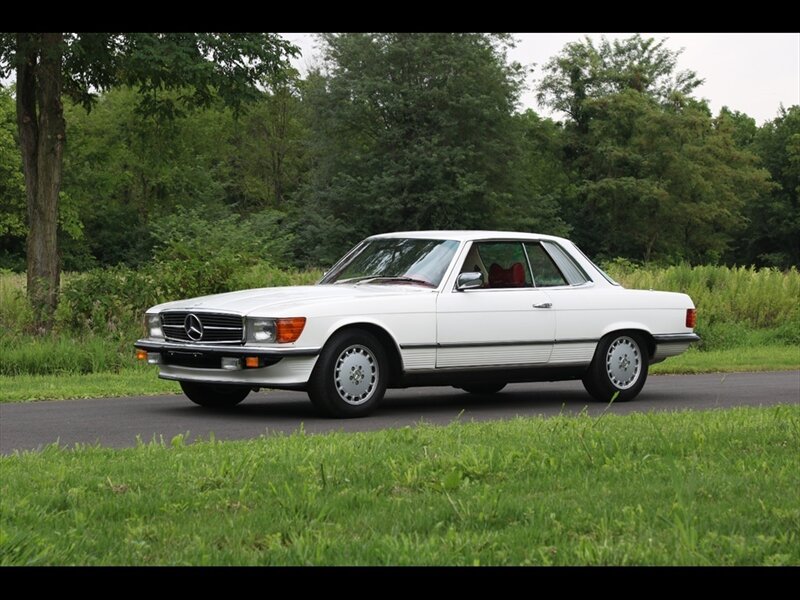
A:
[276, 317, 307, 343]
[685, 308, 697, 328]
[136, 349, 148, 361]
[245, 356, 260, 368]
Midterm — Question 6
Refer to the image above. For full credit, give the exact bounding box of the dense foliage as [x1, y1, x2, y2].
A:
[0, 32, 298, 326]
[0, 33, 797, 275]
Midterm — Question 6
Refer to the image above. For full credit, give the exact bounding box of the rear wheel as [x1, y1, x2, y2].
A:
[308, 329, 388, 418]
[458, 382, 507, 395]
[583, 333, 648, 402]
[180, 381, 250, 408]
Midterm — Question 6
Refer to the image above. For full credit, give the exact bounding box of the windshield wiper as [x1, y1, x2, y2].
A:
[333, 275, 381, 284]
[336, 275, 435, 287]
[357, 276, 435, 287]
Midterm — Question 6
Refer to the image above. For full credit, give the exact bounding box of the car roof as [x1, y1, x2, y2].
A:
[368, 230, 571, 244]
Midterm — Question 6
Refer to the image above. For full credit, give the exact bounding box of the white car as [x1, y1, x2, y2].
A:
[135, 231, 699, 417]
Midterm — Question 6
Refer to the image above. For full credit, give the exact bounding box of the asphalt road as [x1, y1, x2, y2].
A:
[1, 371, 798, 454]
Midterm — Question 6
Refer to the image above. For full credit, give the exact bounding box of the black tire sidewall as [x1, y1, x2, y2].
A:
[583, 332, 648, 402]
[180, 381, 250, 407]
[309, 329, 389, 417]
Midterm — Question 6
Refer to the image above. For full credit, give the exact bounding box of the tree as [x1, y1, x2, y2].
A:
[535, 35, 771, 263]
[495, 110, 571, 236]
[0, 85, 26, 269]
[739, 106, 800, 267]
[227, 80, 310, 212]
[537, 34, 702, 135]
[0, 33, 297, 328]
[60, 86, 236, 268]
[718, 106, 758, 148]
[292, 33, 532, 265]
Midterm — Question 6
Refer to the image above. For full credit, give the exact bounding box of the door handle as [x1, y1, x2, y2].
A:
[533, 302, 552, 309]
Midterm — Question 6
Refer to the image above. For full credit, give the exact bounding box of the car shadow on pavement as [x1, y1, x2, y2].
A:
[148, 383, 632, 422]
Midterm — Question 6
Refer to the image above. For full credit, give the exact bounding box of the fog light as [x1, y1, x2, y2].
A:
[147, 353, 161, 365]
[221, 357, 242, 371]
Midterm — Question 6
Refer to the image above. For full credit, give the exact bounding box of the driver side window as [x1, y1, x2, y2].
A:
[460, 242, 533, 289]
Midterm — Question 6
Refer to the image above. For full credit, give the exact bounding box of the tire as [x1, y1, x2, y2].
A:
[582, 332, 648, 403]
[180, 381, 250, 408]
[458, 382, 507, 395]
[307, 329, 388, 418]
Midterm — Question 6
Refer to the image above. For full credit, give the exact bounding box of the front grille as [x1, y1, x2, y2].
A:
[161, 312, 244, 344]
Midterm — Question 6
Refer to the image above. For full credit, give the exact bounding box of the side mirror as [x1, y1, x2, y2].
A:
[456, 272, 483, 291]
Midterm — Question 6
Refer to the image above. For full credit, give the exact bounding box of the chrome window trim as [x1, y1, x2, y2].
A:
[539, 240, 592, 285]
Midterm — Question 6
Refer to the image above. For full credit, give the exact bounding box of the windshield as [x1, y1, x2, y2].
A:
[320, 238, 460, 287]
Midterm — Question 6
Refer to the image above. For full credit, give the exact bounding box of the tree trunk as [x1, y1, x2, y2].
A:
[17, 33, 65, 330]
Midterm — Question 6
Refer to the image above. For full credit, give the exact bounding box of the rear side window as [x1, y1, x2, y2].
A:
[540, 241, 590, 285]
[524, 243, 567, 287]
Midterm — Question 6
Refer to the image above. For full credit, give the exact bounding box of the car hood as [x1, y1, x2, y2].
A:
[147, 284, 435, 316]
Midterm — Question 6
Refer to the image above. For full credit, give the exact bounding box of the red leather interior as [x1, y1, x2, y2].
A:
[488, 262, 526, 287]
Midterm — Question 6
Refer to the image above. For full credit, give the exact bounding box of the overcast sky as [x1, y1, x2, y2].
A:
[282, 32, 800, 126]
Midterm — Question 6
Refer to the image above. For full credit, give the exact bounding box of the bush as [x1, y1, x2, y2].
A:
[56, 266, 157, 339]
[55, 260, 321, 338]
[0, 270, 33, 333]
[229, 263, 322, 290]
[150, 206, 293, 266]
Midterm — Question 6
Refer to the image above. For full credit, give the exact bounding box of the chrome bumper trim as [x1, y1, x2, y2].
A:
[134, 339, 321, 357]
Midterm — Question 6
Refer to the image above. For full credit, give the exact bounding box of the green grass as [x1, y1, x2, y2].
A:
[0, 367, 178, 402]
[651, 345, 800, 375]
[1, 406, 798, 565]
[0, 335, 135, 376]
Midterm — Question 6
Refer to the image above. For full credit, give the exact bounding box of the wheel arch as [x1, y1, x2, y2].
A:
[597, 325, 656, 359]
[324, 320, 404, 386]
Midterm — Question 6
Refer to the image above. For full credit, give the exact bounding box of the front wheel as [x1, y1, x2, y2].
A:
[582, 333, 648, 402]
[307, 329, 388, 418]
[180, 381, 250, 408]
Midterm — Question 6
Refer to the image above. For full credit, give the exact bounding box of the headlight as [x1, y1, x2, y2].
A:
[248, 318, 277, 343]
[247, 317, 306, 343]
[146, 314, 163, 339]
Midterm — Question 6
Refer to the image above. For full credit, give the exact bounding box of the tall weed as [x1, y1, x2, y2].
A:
[607, 264, 800, 329]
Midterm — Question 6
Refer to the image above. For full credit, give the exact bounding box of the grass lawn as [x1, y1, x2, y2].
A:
[650, 344, 800, 374]
[1, 406, 798, 566]
[1, 344, 798, 403]
[0, 367, 179, 403]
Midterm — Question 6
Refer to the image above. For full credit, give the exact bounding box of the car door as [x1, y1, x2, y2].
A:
[435, 241, 555, 368]
[524, 240, 600, 366]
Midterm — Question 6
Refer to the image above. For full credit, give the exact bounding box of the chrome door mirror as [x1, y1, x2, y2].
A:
[456, 272, 483, 291]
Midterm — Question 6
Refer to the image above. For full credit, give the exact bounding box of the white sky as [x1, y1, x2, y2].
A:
[282, 32, 800, 126]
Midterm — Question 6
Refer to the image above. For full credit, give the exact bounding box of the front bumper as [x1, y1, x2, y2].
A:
[134, 339, 321, 388]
